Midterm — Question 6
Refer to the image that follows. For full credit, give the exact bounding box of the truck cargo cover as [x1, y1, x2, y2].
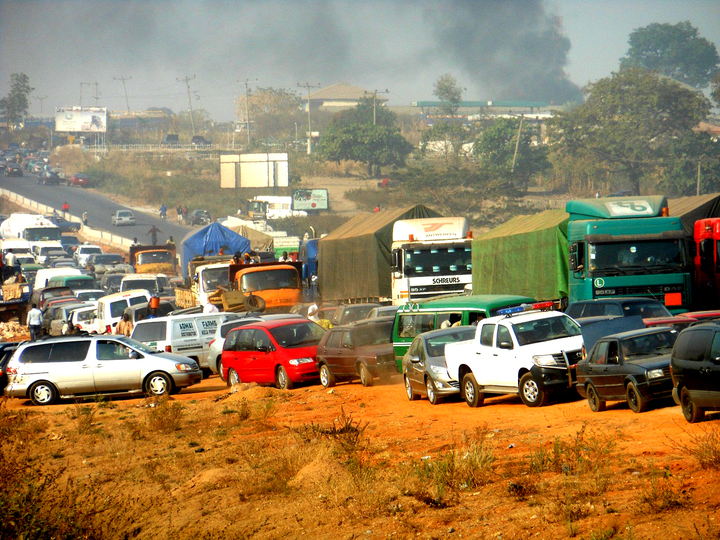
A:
[318, 205, 440, 301]
[180, 223, 251, 278]
[472, 209, 569, 300]
[668, 193, 720, 236]
[227, 224, 274, 253]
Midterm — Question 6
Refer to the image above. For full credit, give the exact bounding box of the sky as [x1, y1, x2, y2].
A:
[0, 0, 718, 122]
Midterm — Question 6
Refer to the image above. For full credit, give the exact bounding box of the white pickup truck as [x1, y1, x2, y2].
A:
[444, 308, 584, 407]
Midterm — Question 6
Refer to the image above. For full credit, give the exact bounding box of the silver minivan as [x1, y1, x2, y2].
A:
[4, 335, 202, 405]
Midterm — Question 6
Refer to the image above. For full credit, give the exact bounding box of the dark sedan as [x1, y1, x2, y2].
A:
[576, 327, 679, 413]
[44, 214, 80, 233]
[5, 164, 23, 177]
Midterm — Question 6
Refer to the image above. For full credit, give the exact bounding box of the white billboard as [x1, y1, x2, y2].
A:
[219, 153, 289, 188]
[55, 107, 107, 133]
[292, 189, 329, 211]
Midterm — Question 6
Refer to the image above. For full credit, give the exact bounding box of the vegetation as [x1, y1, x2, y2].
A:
[0, 73, 33, 128]
[433, 73, 463, 116]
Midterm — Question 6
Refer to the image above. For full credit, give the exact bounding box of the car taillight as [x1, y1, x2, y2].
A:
[6, 366, 16, 375]
[165, 345, 172, 353]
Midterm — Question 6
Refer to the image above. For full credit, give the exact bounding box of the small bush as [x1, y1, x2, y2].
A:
[145, 397, 184, 433]
[640, 464, 689, 512]
[66, 402, 99, 434]
[529, 423, 617, 477]
[675, 425, 720, 469]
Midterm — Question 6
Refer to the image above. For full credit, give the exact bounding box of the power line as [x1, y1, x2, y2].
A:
[114, 76, 132, 111]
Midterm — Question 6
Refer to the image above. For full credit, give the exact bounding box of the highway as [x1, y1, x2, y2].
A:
[0, 174, 193, 244]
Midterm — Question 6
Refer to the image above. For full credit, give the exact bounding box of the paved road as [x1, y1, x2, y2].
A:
[0, 173, 193, 245]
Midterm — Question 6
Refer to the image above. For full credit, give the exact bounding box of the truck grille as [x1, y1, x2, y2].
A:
[552, 350, 583, 367]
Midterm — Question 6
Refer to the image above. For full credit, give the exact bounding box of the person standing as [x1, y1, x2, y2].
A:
[176, 205, 183, 222]
[27, 303, 42, 341]
[114, 313, 133, 337]
[147, 225, 162, 245]
[82, 211, 88, 226]
[278, 251, 290, 262]
[61, 201, 70, 213]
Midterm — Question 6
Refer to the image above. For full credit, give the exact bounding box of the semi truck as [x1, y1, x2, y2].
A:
[472, 196, 692, 313]
[129, 244, 178, 276]
[1, 214, 61, 248]
[390, 217, 472, 305]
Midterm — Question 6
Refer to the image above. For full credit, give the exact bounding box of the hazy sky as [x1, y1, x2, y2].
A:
[1, 0, 718, 122]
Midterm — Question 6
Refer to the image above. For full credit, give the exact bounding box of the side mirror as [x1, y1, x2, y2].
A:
[569, 252, 578, 271]
[257, 345, 273, 353]
[712, 356, 720, 364]
[498, 341, 513, 350]
[408, 355, 421, 363]
[342, 343, 353, 349]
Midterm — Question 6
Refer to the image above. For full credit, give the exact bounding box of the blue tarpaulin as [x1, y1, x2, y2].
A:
[180, 223, 251, 277]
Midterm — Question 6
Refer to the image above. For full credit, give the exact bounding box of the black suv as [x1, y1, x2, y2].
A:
[670, 323, 720, 423]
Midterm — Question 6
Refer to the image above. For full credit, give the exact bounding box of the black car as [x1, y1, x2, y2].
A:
[5, 163, 23, 177]
[566, 297, 673, 320]
[577, 327, 678, 413]
[45, 214, 80, 233]
[190, 135, 211, 147]
[671, 323, 720, 423]
[60, 235, 81, 255]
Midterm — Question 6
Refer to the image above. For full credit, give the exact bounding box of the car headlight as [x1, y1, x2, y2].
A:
[430, 365, 446, 375]
[175, 363, 194, 371]
[647, 369, 664, 380]
[532, 354, 559, 367]
[289, 357, 314, 366]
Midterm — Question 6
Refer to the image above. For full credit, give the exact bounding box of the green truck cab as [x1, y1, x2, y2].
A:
[391, 294, 535, 372]
[567, 196, 690, 313]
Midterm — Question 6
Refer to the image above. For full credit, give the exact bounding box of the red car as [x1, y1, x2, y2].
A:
[66, 173, 89, 187]
[222, 319, 326, 389]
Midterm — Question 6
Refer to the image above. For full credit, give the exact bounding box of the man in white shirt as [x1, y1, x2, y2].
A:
[26, 303, 43, 341]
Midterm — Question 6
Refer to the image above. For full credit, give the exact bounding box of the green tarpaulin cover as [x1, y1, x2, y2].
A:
[472, 209, 569, 300]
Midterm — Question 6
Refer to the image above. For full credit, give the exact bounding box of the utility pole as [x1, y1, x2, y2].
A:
[298, 83, 321, 154]
[177, 76, 197, 136]
[80, 82, 92, 107]
[92, 82, 101, 106]
[365, 89, 389, 125]
[34, 95, 48, 116]
[239, 78, 258, 147]
[510, 114, 525, 174]
[114, 75, 132, 112]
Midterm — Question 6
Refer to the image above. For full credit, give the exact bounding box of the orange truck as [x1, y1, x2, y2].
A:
[129, 244, 178, 276]
[229, 261, 304, 313]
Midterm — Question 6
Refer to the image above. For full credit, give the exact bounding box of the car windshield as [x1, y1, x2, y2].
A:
[240, 269, 300, 292]
[622, 302, 673, 318]
[95, 254, 123, 264]
[137, 251, 174, 265]
[513, 315, 582, 346]
[426, 328, 476, 357]
[114, 336, 161, 354]
[82, 248, 102, 255]
[25, 228, 61, 242]
[352, 321, 393, 347]
[202, 267, 229, 291]
[621, 330, 678, 359]
[588, 240, 686, 274]
[122, 279, 158, 293]
[269, 322, 325, 348]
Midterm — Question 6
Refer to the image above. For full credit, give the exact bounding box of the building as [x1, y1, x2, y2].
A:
[301, 83, 389, 112]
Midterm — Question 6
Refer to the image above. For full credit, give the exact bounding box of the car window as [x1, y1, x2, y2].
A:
[407, 337, 422, 357]
[270, 322, 325, 348]
[237, 329, 254, 351]
[673, 329, 712, 362]
[496, 325, 513, 348]
[480, 324, 495, 347]
[97, 340, 134, 360]
[253, 330, 272, 351]
[710, 333, 720, 361]
[109, 300, 129, 318]
[341, 331, 353, 348]
[133, 321, 166, 342]
[326, 330, 342, 348]
[591, 341, 609, 365]
[19, 343, 52, 364]
[224, 330, 239, 351]
[397, 314, 434, 338]
[50, 341, 90, 362]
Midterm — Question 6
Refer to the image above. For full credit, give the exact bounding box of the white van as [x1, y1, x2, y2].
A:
[96, 289, 152, 334]
[34, 268, 83, 289]
[32, 241, 64, 264]
[120, 273, 167, 294]
[2, 239, 33, 264]
[131, 312, 234, 372]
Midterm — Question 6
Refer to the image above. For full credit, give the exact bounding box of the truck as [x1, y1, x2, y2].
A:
[390, 217, 472, 305]
[443, 304, 584, 407]
[691, 218, 720, 309]
[0, 214, 61, 250]
[471, 196, 692, 313]
[129, 244, 178, 276]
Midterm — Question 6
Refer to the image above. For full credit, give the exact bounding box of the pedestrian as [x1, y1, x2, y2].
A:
[176, 205, 183, 222]
[114, 313, 133, 337]
[166, 236, 175, 248]
[5, 250, 16, 267]
[278, 251, 290, 262]
[131, 237, 139, 247]
[27, 303, 42, 341]
[82, 211, 88, 226]
[232, 251, 242, 264]
[147, 225, 162, 245]
[595, 191, 600, 198]
[374, 204, 380, 213]
[183, 205, 189, 222]
[62, 201, 70, 213]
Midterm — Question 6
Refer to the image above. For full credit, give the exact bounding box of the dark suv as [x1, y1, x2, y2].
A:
[566, 298, 673, 320]
[670, 323, 720, 423]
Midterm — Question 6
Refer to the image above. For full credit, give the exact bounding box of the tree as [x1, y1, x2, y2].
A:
[0, 73, 33, 128]
[317, 123, 413, 176]
[712, 72, 720, 107]
[550, 67, 711, 195]
[419, 122, 473, 163]
[433, 74, 462, 116]
[235, 87, 302, 140]
[620, 22, 720, 88]
[656, 131, 720, 196]
[330, 96, 396, 128]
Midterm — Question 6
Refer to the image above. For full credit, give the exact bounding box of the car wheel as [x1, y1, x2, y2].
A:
[404, 375, 419, 401]
[29, 381, 57, 406]
[319, 364, 336, 388]
[462, 373, 484, 407]
[359, 363, 373, 387]
[227, 367, 240, 387]
[626, 382, 647, 413]
[217, 357, 226, 382]
[519, 373, 547, 407]
[201, 368, 212, 379]
[586, 384, 606, 412]
[681, 387, 704, 423]
[276, 366, 293, 390]
[426, 377, 440, 405]
[144, 371, 172, 397]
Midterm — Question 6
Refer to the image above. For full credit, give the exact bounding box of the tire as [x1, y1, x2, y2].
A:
[586, 384, 606, 412]
[144, 371, 172, 398]
[626, 382, 647, 413]
[217, 357, 226, 382]
[276, 366, 294, 390]
[201, 368, 212, 379]
[404, 375, 419, 401]
[681, 387, 704, 423]
[359, 363, 373, 387]
[227, 368, 240, 387]
[29, 381, 57, 406]
[426, 377, 441, 405]
[462, 373, 484, 407]
[244, 294, 266, 312]
[319, 364, 336, 388]
[519, 373, 547, 407]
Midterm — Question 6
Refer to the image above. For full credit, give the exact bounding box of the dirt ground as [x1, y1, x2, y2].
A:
[299, 176, 379, 214]
[4, 373, 720, 540]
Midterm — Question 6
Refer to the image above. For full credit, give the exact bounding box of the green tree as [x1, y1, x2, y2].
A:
[711, 71, 720, 107]
[331, 96, 396, 128]
[235, 87, 303, 140]
[0, 73, 33, 128]
[419, 122, 473, 163]
[620, 22, 720, 88]
[550, 67, 711, 195]
[433, 74, 462, 116]
[656, 131, 720, 196]
[317, 123, 413, 176]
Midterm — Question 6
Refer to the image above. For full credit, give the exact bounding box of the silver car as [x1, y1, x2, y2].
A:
[111, 210, 136, 226]
[4, 335, 202, 405]
[403, 326, 477, 405]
